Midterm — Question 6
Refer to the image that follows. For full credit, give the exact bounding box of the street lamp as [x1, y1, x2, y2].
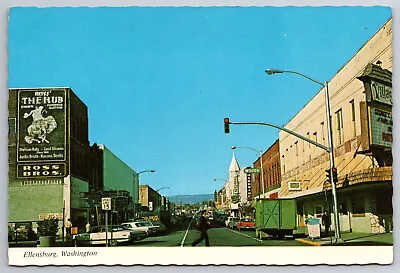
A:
[213, 179, 229, 210]
[134, 170, 155, 218]
[156, 186, 170, 211]
[265, 68, 341, 242]
[231, 145, 265, 198]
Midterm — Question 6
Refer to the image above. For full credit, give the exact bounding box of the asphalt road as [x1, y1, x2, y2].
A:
[129, 222, 308, 247]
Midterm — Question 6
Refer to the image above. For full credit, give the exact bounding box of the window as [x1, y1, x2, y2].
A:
[352, 197, 365, 215]
[313, 132, 317, 155]
[320, 122, 325, 145]
[335, 109, 344, 145]
[339, 202, 348, 215]
[282, 155, 285, 173]
[295, 141, 298, 156]
[315, 205, 323, 217]
[350, 100, 356, 138]
[8, 118, 16, 134]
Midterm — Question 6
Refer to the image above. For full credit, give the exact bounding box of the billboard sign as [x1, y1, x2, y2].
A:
[17, 89, 67, 163]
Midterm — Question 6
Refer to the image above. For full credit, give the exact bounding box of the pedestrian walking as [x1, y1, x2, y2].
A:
[65, 218, 73, 238]
[85, 222, 91, 233]
[192, 211, 210, 247]
[321, 210, 331, 236]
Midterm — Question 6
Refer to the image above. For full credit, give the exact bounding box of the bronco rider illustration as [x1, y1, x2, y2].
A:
[23, 106, 57, 144]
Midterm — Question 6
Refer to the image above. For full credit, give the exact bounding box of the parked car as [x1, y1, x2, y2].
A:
[142, 221, 167, 235]
[73, 225, 146, 246]
[121, 221, 151, 235]
[225, 217, 239, 228]
[236, 218, 256, 231]
[227, 217, 240, 229]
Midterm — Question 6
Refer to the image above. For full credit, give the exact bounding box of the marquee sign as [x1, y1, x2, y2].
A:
[370, 80, 392, 106]
[17, 89, 67, 163]
[368, 106, 392, 148]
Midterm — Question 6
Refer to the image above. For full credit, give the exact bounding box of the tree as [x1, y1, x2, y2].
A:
[239, 202, 254, 218]
[37, 217, 59, 237]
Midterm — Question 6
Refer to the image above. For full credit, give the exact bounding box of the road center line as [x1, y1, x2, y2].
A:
[225, 227, 263, 243]
[180, 217, 194, 247]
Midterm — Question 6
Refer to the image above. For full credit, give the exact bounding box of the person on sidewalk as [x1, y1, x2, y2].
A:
[321, 210, 331, 237]
[192, 211, 210, 247]
[65, 218, 73, 239]
[85, 222, 91, 233]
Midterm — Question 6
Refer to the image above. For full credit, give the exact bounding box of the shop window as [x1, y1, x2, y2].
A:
[339, 202, 348, 215]
[315, 205, 323, 217]
[352, 197, 365, 216]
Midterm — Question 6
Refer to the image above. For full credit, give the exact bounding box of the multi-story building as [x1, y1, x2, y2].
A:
[278, 18, 392, 233]
[139, 184, 162, 212]
[8, 87, 90, 236]
[8, 88, 142, 236]
[98, 144, 139, 214]
[252, 140, 281, 200]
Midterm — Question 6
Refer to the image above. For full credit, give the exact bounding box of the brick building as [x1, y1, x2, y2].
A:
[8, 87, 92, 236]
[252, 140, 281, 200]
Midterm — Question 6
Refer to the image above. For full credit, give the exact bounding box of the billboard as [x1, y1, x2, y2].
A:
[17, 89, 67, 165]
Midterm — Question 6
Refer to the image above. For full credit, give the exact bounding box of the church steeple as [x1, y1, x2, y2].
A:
[229, 150, 240, 174]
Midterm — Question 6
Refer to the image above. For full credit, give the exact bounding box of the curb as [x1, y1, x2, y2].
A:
[295, 238, 323, 246]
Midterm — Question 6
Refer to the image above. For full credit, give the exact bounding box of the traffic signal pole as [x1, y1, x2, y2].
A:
[323, 81, 341, 242]
[225, 117, 341, 242]
[227, 120, 330, 152]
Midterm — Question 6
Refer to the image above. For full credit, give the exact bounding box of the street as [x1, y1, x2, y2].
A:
[125, 222, 307, 247]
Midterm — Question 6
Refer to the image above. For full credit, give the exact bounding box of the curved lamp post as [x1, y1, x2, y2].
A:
[156, 186, 170, 211]
[265, 68, 340, 242]
[213, 178, 228, 209]
[232, 145, 265, 198]
[134, 170, 155, 217]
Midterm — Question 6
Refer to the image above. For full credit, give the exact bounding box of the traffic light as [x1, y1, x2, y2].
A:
[325, 167, 338, 183]
[332, 167, 338, 183]
[325, 168, 331, 184]
[224, 118, 230, 133]
[214, 190, 218, 202]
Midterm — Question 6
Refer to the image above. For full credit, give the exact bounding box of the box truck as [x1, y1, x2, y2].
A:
[255, 198, 300, 239]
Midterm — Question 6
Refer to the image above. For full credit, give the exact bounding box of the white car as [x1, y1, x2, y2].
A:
[121, 221, 151, 235]
[141, 221, 167, 235]
[225, 217, 237, 227]
[73, 225, 140, 246]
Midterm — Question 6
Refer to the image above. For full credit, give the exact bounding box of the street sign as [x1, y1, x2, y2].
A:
[102, 198, 112, 210]
[244, 167, 261, 174]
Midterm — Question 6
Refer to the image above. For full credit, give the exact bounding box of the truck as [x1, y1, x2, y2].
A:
[255, 198, 302, 240]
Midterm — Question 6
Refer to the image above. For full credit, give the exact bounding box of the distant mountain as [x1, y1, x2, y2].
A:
[167, 194, 214, 205]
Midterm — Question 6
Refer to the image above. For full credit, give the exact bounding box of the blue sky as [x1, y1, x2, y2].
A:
[8, 6, 391, 196]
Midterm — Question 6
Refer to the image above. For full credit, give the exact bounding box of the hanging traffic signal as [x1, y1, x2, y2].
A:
[325, 168, 331, 184]
[224, 118, 230, 133]
[332, 167, 338, 183]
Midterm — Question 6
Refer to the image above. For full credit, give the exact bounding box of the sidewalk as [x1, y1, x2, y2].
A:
[295, 231, 393, 246]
